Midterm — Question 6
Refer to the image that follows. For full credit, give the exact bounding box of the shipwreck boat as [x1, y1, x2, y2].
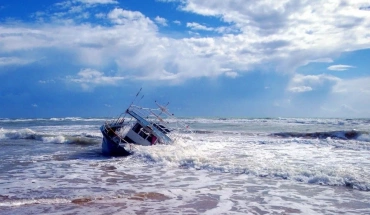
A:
[100, 91, 188, 156]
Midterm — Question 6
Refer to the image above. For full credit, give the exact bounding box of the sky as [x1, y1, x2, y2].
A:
[0, 0, 370, 118]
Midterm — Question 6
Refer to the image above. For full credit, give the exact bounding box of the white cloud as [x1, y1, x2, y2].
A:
[39, 1, 115, 23]
[107, 8, 156, 30]
[77, 0, 118, 4]
[289, 86, 313, 93]
[68, 5, 84, 14]
[317, 77, 370, 117]
[154, 16, 168, 26]
[288, 74, 340, 93]
[1, 1, 369, 118]
[311, 58, 334, 63]
[186, 22, 236, 34]
[285, 75, 370, 117]
[179, 0, 370, 72]
[68, 68, 125, 90]
[0, 57, 35, 66]
[1, 1, 370, 84]
[54, 1, 73, 9]
[39, 79, 56, 84]
[225, 71, 238, 78]
[327, 64, 355, 71]
[156, 0, 178, 2]
[292, 74, 340, 84]
[108, 8, 145, 22]
[95, 12, 105, 19]
[332, 77, 370, 94]
[187, 22, 214, 31]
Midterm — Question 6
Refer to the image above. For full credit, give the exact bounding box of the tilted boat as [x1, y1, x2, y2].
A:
[100, 91, 188, 156]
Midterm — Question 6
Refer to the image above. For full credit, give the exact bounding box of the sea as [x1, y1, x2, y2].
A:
[0, 117, 369, 215]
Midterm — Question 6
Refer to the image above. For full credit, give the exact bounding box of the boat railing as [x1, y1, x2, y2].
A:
[103, 122, 131, 145]
[128, 104, 192, 142]
[129, 105, 189, 128]
[105, 101, 192, 145]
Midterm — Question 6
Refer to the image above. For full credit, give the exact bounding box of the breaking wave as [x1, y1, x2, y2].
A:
[135, 150, 370, 191]
[135, 149, 370, 191]
[184, 162, 370, 191]
[0, 117, 105, 123]
[0, 128, 101, 145]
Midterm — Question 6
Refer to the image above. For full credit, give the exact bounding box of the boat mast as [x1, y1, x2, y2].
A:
[114, 88, 143, 124]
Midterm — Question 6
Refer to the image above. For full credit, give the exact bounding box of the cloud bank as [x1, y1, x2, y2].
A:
[1, 0, 369, 84]
[0, 0, 369, 118]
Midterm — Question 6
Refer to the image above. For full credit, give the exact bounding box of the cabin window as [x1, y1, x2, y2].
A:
[133, 123, 154, 142]
[138, 128, 149, 139]
[133, 123, 142, 133]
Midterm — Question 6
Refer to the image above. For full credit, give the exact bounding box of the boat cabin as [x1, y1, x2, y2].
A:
[123, 122, 158, 146]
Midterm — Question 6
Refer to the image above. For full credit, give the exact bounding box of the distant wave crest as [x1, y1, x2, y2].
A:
[272, 130, 369, 142]
[0, 128, 100, 145]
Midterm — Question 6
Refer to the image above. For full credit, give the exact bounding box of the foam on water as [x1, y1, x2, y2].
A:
[0, 128, 40, 140]
[0, 126, 102, 145]
[42, 135, 67, 144]
[1, 117, 370, 214]
[0, 198, 71, 207]
[1, 158, 369, 215]
[128, 132, 370, 191]
[0, 128, 5, 139]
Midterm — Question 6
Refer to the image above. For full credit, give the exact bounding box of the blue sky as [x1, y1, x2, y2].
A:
[1, 0, 370, 118]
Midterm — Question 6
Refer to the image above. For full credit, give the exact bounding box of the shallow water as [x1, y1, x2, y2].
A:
[0, 117, 370, 214]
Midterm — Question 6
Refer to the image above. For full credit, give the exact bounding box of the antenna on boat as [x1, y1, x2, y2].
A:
[136, 94, 144, 106]
[155, 101, 173, 116]
[115, 88, 142, 124]
[128, 88, 142, 108]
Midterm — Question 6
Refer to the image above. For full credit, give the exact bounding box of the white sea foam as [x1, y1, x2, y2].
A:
[0, 127, 5, 139]
[128, 132, 370, 191]
[49, 117, 104, 122]
[1, 117, 370, 214]
[0, 198, 70, 207]
[42, 135, 67, 144]
[0, 128, 39, 140]
[0, 124, 102, 145]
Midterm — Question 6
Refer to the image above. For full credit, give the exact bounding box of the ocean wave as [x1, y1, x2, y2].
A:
[173, 117, 367, 125]
[49, 117, 105, 122]
[0, 128, 100, 145]
[41, 135, 101, 145]
[0, 117, 106, 123]
[0, 118, 46, 123]
[0, 128, 43, 140]
[64, 136, 101, 145]
[129, 136, 370, 191]
[172, 159, 370, 191]
[272, 130, 369, 142]
[190, 129, 260, 137]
